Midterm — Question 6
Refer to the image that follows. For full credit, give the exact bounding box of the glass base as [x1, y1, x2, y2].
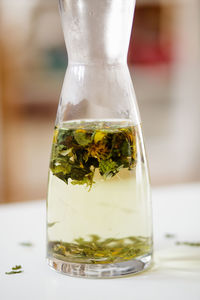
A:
[47, 253, 152, 279]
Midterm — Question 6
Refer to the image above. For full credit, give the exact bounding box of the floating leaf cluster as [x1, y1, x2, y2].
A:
[48, 235, 151, 264]
[50, 121, 137, 189]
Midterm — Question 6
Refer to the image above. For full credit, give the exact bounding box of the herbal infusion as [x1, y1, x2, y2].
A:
[47, 120, 152, 265]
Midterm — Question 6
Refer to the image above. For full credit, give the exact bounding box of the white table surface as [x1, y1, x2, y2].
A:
[0, 183, 200, 300]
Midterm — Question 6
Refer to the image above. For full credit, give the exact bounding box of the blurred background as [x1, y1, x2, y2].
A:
[0, 0, 200, 203]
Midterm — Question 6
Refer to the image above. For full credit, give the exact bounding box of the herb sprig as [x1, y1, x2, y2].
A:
[5, 265, 23, 275]
[19, 242, 33, 247]
[176, 241, 200, 247]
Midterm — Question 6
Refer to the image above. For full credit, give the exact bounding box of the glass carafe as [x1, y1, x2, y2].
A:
[46, 0, 153, 278]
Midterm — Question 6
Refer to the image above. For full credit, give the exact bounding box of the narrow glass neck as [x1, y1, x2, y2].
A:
[59, 0, 136, 65]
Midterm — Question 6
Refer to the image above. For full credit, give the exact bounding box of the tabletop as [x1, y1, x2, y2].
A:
[0, 183, 200, 300]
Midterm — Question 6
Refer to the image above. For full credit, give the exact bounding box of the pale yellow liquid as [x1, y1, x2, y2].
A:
[48, 166, 151, 241]
[47, 121, 152, 263]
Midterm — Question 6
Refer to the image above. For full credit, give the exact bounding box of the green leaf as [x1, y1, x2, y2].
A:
[55, 173, 69, 184]
[48, 222, 58, 228]
[19, 242, 33, 247]
[52, 163, 71, 175]
[57, 129, 68, 144]
[51, 144, 66, 162]
[176, 241, 200, 247]
[99, 159, 119, 178]
[60, 148, 72, 156]
[121, 140, 131, 157]
[5, 270, 23, 275]
[73, 131, 93, 146]
[71, 171, 95, 189]
[70, 167, 90, 181]
[71, 177, 91, 187]
[165, 233, 176, 239]
[12, 265, 22, 270]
